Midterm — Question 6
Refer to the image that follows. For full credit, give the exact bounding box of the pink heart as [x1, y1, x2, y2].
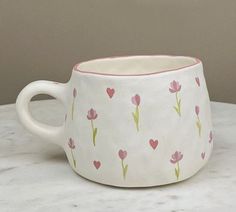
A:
[149, 139, 158, 150]
[195, 77, 200, 87]
[201, 152, 205, 159]
[118, 150, 127, 160]
[106, 88, 115, 98]
[93, 160, 101, 169]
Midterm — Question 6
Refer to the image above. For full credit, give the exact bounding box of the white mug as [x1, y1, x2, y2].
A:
[16, 55, 213, 187]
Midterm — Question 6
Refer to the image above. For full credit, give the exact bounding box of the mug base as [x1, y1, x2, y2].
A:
[70, 163, 208, 188]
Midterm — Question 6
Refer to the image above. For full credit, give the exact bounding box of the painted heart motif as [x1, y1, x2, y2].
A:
[195, 77, 200, 87]
[149, 139, 158, 150]
[201, 152, 205, 159]
[93, 160, 101, 169]
[106, 88, 115, 98]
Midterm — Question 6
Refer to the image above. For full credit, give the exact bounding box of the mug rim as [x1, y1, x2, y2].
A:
[73, 55, 202, 77]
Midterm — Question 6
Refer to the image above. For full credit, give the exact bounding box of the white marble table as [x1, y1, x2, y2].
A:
[0, 100, 236, 211]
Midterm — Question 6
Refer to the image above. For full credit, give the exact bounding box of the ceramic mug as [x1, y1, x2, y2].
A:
[16, 55, 213, 187]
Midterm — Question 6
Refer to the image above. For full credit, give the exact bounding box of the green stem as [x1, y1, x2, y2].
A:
[91, 120, 94, 131]
[197, 115, 201, 137]
[175, 92, 181, 116]
[177, 162, 180, 180]
[136, 106, 139, 132]
[71, 149, 76, 168]
[91, 120, 96, 146]
[121, 160, 125, 179]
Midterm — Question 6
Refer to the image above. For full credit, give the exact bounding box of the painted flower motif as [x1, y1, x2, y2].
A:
[170, 151, 183, 164]
[170, 151, 183, 181]
[131, 94, 141, 131]
[195, 77, 200, 87]
[87, 108, 98, 146]
[68, 138, 76, 168]
[201, 152, 205, 160]
[195, 105, 202, 137]
[118, 149, 128, 180]
[68, 138, 75, 149]
[87, 108, 98, 120]
[169, 80, 182, 116]
[169, 80, 181, 93]
[71, 88, 77, 120]
[195, 105, 200, 115]
[132, 94, 141, 106]
[73, 88, 77, 98]
[209, 131, 213, 143]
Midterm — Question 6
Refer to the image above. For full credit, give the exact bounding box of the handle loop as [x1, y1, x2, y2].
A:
[16, 80, 68, 147]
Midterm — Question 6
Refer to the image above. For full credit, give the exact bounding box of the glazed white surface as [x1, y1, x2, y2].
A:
[64, 66, 212, 187]
[0, 100, 235, 211]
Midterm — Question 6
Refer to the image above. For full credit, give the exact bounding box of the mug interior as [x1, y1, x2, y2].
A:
[75, 55, 200, 76]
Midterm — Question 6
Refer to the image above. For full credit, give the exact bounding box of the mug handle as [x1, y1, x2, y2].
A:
[16, 80, 68, 147]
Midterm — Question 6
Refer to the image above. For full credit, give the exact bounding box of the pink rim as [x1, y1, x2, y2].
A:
[73, 55, 201, 77]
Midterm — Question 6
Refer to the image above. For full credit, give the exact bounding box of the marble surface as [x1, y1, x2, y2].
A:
[0, 100, 236, 211]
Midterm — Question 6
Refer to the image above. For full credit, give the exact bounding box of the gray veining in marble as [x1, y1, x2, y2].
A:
[0, 100, 236, 211]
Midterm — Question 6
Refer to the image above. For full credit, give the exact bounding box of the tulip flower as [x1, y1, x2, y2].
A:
[209, 131, 213, 143]
[201, 152, 205, 160]
[170, 151, 183, 180]
[169, 80, 182, 116]
[169, 80, 181, 93]
[118, 149, 128, 179]
[68, 138, 76, 168]
[87, 108, 98, 146]
[71, 88, 77, 120]
[195, 105, 202, 137]
[195, 77, 200, 87]
[131, 94, 141, 131]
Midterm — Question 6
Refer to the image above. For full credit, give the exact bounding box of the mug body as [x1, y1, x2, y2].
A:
[64, 55, 213, 187]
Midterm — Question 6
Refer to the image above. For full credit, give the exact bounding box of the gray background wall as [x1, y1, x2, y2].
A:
[0, 0, 236, 104]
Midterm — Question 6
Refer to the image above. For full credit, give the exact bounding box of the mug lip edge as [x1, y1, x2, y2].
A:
[73, 54, 202, 77]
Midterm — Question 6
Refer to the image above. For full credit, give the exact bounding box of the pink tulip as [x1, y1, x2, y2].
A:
[195, 77, 200, 87]
[131, 94, 141, 106]
[73, 88, 77, 98]
[118, 149, 127, 160]
[209, 131, 213, 143]
[169, 80, 181, 93]
[68, 138, 75, 149]
[170, 151, 183, 164]
[87, 108, 98, 120]
[195, 106, 200, 116]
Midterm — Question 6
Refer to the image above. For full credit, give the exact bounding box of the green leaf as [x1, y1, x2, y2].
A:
[124, 164, 128, 178]
[132, 112, 137, 123]
[174, 106, 181, 116]
[174, 106, 179, 114]
[94, 128, 97, 137]
[196, 121, 201, 130]
[196, 121, 202, 136]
